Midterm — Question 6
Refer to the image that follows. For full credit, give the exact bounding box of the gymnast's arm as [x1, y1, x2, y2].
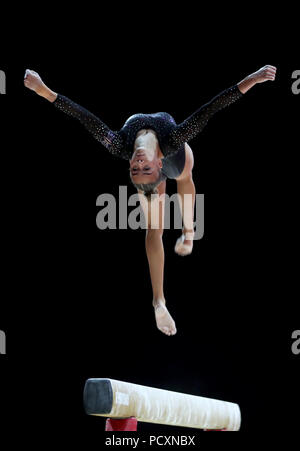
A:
[23, 69, 124, 154]
[169, 65, 277, 147]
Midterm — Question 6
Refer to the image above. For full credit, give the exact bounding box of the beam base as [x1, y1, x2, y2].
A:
[105, 417, 138, 431]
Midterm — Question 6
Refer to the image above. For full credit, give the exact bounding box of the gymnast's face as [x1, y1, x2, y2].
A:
[130, 130, 163, 184]
[130, 150, 162, 184]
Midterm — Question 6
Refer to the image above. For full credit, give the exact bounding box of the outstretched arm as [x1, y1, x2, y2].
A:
[24, 69, 124, 156]
[169, 65, 277, 148]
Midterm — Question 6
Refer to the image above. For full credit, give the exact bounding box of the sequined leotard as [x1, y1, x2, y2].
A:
[53, 85, 243, 179]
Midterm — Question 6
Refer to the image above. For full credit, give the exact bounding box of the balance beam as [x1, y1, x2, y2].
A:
[84, 378, 241, 431]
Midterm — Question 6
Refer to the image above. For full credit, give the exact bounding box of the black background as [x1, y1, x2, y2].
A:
[0, 16, 299, 449]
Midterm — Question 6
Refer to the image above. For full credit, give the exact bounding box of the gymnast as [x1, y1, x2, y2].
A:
[24, 65, 276, 336]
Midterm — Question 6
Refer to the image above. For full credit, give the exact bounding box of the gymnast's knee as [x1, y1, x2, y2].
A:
[180, 170, 194, 183]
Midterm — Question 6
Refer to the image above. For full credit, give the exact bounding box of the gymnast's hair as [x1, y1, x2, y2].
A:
[130, 170, 165, 200]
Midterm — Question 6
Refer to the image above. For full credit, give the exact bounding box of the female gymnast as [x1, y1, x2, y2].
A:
[24, 65, 276, 336]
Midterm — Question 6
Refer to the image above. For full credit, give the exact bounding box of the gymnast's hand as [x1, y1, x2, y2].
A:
[250, 65, 277, 83]
[24, 69, 57, 102]
[237, 65, 277, 94]
[24, 69, 45, 93]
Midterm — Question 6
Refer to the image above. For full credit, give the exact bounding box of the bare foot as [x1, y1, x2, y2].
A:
[175, 229, 194, 256]
[153, 300, 177, 336]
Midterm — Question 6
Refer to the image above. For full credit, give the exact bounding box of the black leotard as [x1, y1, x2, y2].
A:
[161, 147, 186, 180]
[53, 85, 243, 179]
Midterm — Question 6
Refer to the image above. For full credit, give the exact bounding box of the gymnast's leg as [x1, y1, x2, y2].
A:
[138, 181, 177, 336]
[175, 144, 196, 256]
